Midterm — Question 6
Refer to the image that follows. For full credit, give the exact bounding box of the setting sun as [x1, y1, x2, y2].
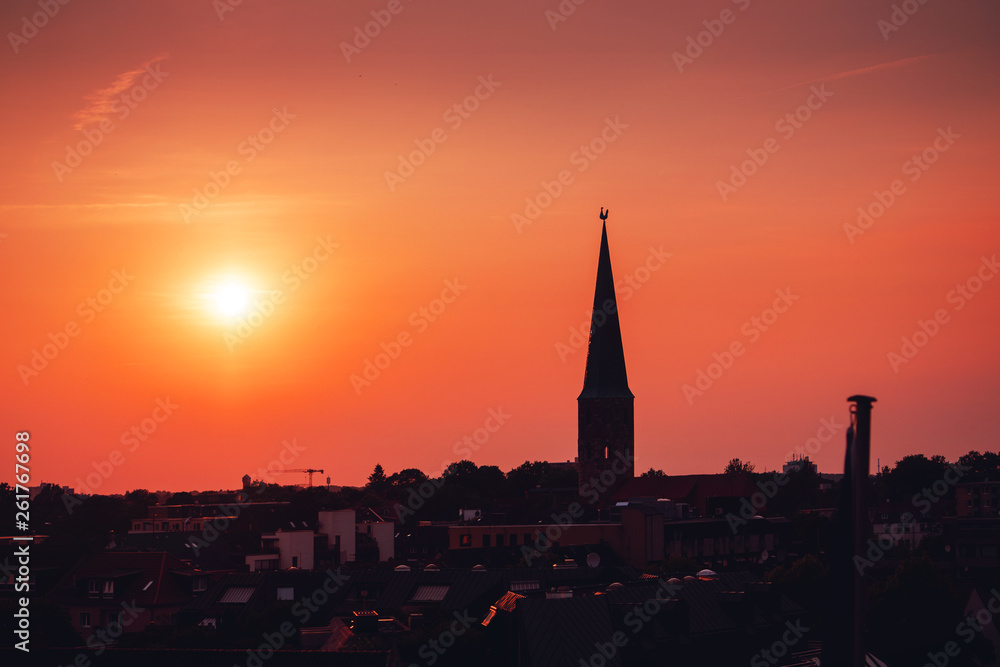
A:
[209, 279, 253, 320]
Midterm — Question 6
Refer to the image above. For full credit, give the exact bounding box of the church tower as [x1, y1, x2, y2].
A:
[578, 210, 634, 502]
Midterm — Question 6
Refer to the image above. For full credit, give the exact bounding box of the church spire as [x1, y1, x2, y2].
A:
[579, 211, 632, 400]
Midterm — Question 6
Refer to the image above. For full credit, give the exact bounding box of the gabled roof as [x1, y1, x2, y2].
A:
[579, 222, 632, 400]
[64, 551, 201, 607]
[346, 569, 504, 612]
[516, 595, 624, 667]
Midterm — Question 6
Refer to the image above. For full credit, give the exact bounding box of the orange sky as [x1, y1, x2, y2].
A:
[2, 0, 999, 494]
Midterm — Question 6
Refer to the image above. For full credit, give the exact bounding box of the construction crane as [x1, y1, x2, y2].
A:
[272, 468, 325, 487]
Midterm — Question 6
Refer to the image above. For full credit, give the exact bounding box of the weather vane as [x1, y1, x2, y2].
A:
[600, 207, 609, 221]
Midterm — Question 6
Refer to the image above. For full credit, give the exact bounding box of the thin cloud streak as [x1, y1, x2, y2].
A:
[0, 202, 170, 210]
[751, 55, 933, 97]
[72, 54, 170, 130]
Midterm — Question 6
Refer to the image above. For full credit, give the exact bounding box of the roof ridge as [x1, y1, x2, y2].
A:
[152, 551, 166, 605]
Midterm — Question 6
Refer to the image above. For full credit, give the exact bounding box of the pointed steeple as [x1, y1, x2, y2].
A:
[579, 220, 633, 400]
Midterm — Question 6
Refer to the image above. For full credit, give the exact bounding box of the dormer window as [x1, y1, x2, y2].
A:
[88, 580, 100, 598]
[103, 580, 114, 597]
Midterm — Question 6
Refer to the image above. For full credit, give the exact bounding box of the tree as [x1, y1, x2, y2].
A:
[640, 468, 666, 478]
[881, 454, 949, 502]
[506, 461, 551, 493]
[724, 458, 755, 475]
[957, 450, 1000, 482]
[367, 463, 388, 490]
[388, 468, 429, 491]
[866, 555, 972, 664]
[166, 491, 195, 505]
[124, 488, 157, 507]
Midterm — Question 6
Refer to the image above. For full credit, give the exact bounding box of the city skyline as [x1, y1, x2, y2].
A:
[3, 0, 1000, 494]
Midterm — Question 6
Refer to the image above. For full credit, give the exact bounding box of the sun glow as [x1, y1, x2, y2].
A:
[208, 279, 254, 320]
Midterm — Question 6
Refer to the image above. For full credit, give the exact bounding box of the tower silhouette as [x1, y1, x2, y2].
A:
[577, 212, 634, 502]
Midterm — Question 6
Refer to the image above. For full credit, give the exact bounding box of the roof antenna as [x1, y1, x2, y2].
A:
[600, 207, 609, 221]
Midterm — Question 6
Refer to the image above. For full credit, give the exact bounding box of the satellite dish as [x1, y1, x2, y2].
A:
[586, 552, 601, 568]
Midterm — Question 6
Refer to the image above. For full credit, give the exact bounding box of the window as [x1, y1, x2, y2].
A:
[509, 534, 517, 546]
[510, 581, 540, 592]
[411, 585, 450, 602]
[524, 533, 532, 547]
[103, 580, 114, 597]
[80, 612, 91, 628]
[459, 534, 472, 547]
[277, 587, 294, 601]
[220, 586, 255, 604]
[291, 556, 298, 568]
[482, 534, 490, 547]
[88, 580, 99, 597]
[193, 577, 208, 593]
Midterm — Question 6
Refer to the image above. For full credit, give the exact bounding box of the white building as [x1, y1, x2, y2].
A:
[246, 508, 394, 571]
